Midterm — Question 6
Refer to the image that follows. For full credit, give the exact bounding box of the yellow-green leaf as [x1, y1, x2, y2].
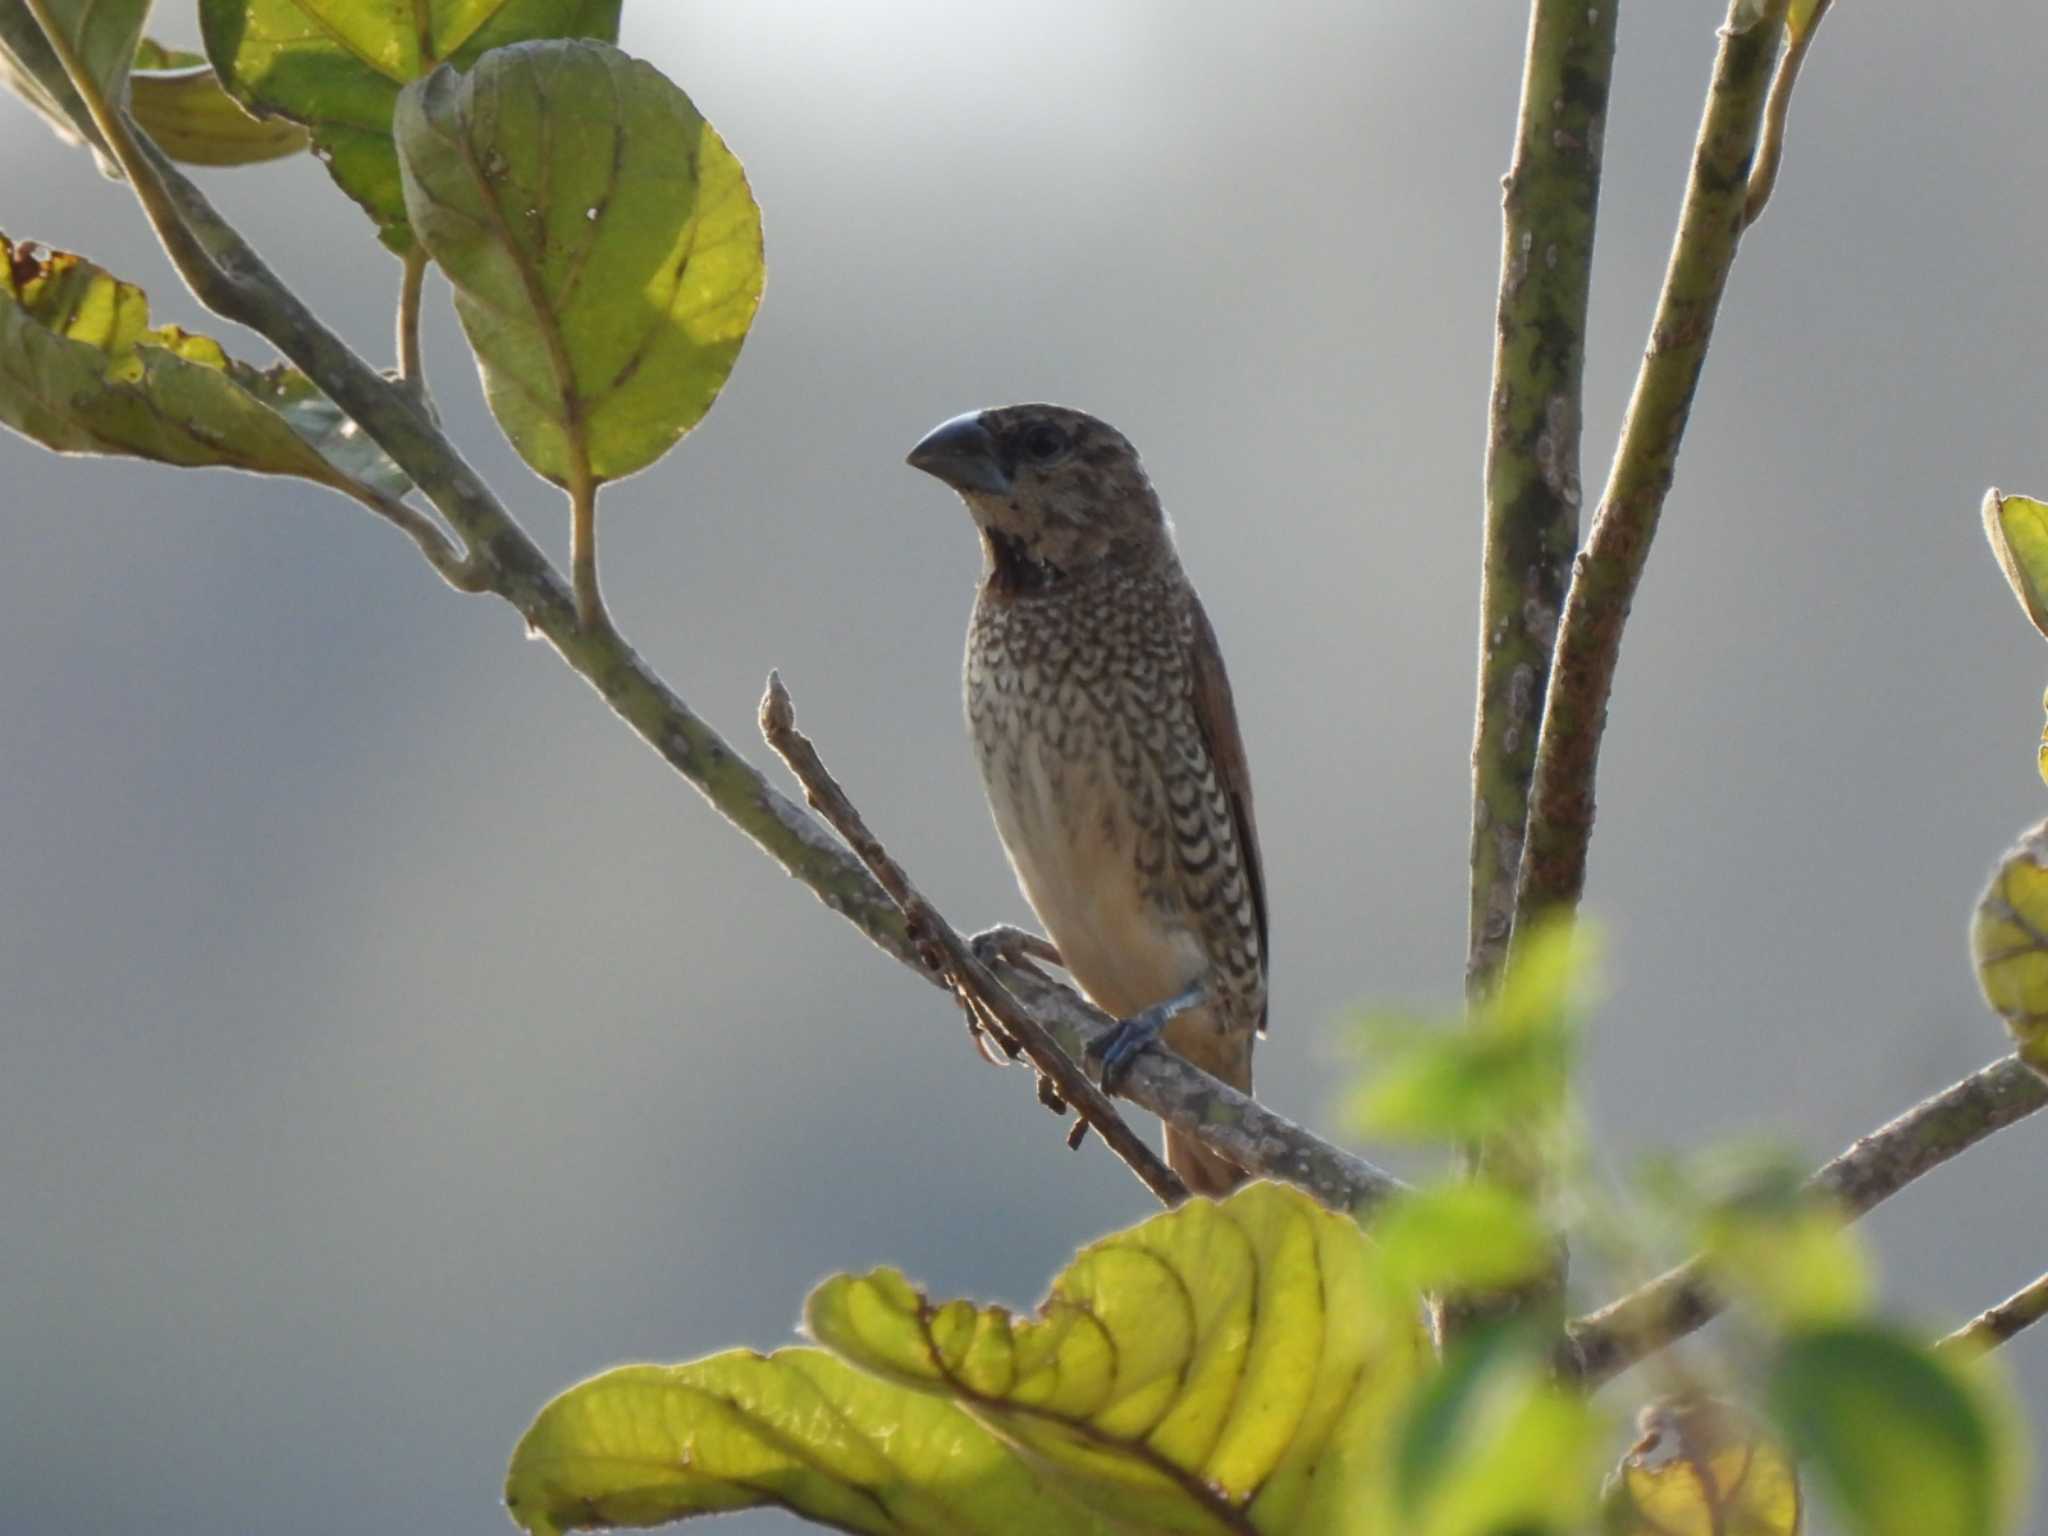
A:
[0, 0, 149, 174]
[131, 36, 309, 166]
[395, 40, 764, 488]
[508, 1184, 1432, 1534]
[200, 0, 620, 249]
[505, 1350, 1111, 1536]
[1604, 1397, 1802, 1536]
[1395, 1325, 1603, 1536]
[1983, 488, 2048, 641]
[1680, 1158, 1870, 1329]
[807, 1182, 1431, 1535]
[0, 233, 407, 493]
[1767, 1325, 2018, 1536]
[1370, 1179, 1555, 1299]
[1972, 820, 2048, 1076]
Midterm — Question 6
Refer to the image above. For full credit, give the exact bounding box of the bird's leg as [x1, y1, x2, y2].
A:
[1088, 980, 1207, 1092]
[969, 924, 1064, 971]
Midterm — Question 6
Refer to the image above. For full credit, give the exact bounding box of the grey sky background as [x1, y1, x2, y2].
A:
[3, 4, 2045, 1533]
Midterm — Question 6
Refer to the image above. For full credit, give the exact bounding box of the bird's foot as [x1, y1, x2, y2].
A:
[1087, 981, 1206, 1093]
[969, 925, 1063, 971]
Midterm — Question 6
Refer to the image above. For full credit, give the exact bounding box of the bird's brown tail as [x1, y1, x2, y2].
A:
[1165, 1127, 1247, 1198]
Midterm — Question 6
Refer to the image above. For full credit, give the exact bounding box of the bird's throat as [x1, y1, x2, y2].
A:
[983, 528, 1064, 598]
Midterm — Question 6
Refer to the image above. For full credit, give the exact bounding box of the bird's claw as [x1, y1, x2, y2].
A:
[1087, 1003, 1172, 1093]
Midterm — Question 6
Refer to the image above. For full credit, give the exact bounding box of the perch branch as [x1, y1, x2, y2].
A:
[1936, 1267, 2048, 1360]
[1511, 0, 1788, 939]
[1559, 1053, 2048, 1385]
[759, 671, 1187, 1206]
[1466, 0, 1616, 996]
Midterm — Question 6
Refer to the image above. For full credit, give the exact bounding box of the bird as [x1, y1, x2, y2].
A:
[907, 404, 1267, 1197]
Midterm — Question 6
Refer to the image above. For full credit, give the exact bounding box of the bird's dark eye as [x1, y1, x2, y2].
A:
[1018, 423, 1069, 464]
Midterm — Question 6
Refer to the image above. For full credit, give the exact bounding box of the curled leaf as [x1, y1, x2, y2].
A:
[395, 39, 764, 488]
[130, 36, 309, 166]
[1982, 489, 2048, 641]
[1971, 820, 2048, 1077]
[0, 232, 407, 493]
[1604, 1396, 1802, 1536]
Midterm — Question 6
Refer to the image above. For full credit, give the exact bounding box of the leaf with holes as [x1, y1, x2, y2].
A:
[395, 39, 764, 488]
[507, 1183, 1432, 1534]
[1603, 1397, 1802, 1536]
[0, 0, 149, 173]
[200, 0, 620, 249]
[0, 232, 408, 493]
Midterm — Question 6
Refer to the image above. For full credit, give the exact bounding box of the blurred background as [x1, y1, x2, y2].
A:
[3, 3, 2045, 1531]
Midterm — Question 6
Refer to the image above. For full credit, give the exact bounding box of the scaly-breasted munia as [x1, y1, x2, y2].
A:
[908, 404, 1266, 1197]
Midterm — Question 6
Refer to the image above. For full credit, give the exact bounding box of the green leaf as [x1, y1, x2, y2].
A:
[510, 1185, 1433, 1534]
[1982, 489, 2048, 641]
[200, 0, 621, 250]
[0, 232, 409, 494]
[0, 0, 150, 174]
[395, 39, 764, 488]
[1972, 820, 2048, 1077]
[1652, 1152, 1870, 1329]
[1767, 1325, 2016, 1536]
[131, 37, 310, 167]
[1347, 917, 1592, 1144]
[1370, 1179, 1555, 1299]
[506, 1350, 1113, 1536]
[1394, 1324, 1603, 1536]
[1603, 1397, 1803, 1536]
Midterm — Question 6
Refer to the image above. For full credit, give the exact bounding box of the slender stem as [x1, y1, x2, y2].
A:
[333, 477, 485, 590]
[1744, 0, 1836, 226]
[760, 674, 1189, 1208]
[1559, 1053, 2048, 1385]
[1511, 0, 1789, 939]
[1936, 1268, 2048, 1360]
[570, 460, 604, 630]
[1467, 0, 1617, 998]
[397, 244, 428, 389]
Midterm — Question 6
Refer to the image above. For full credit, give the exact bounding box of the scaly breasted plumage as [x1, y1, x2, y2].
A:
[908, 404, 1267, 1196]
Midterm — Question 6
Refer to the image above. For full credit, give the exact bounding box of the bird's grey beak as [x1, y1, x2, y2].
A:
[907, 412, 1011, 496]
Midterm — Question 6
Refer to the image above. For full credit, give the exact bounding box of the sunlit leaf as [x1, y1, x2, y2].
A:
[506, 1350, 1112, 1536]
[0, 233, 407, 494]
[809, 1182, 1431, 1535]
[1654, 1152, 1869, 1328]
[0, 0, 148, 174]
[200, 0, 620, 249]
[1972, 820, 2048, 1078]
[1767, 1325, 2018, 1536]
[1371, 1179, 1555, 1299]
[395, 39, 764, 489]
[1395, 1324, 1603, 1536]
[1604, 1396, 1802, 1536]
[131, 36, 309, 166]
[1348, 917, 1592, 1144]
[1982, 489, 2048, 641]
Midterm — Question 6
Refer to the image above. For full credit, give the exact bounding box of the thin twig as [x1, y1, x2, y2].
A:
[1511, 0, 1789, 940]
[1744, 0, 1836, 227]
[569, 460, 605, 631]
[1935, 1268, 2048, 1360]
[1467, 0, 1617, 997]
[397, 243, 429, 390]
[758, 671, 1188, 1207]
[1559, 1053, 2048, 1385]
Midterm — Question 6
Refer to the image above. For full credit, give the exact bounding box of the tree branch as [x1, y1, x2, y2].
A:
[758, 672, 1189, 1207]
[1559, 1053, 2048, 1385]
[1466, 0, 1616, 997]
[1511, 1, 1788, 936]
[1936, 1267, 2048, 1361]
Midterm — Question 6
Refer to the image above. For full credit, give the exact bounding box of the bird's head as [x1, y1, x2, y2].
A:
[907, 404, 1170, 587]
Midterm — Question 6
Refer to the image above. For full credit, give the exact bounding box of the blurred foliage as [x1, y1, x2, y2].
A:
[0, 0, 146, 173]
